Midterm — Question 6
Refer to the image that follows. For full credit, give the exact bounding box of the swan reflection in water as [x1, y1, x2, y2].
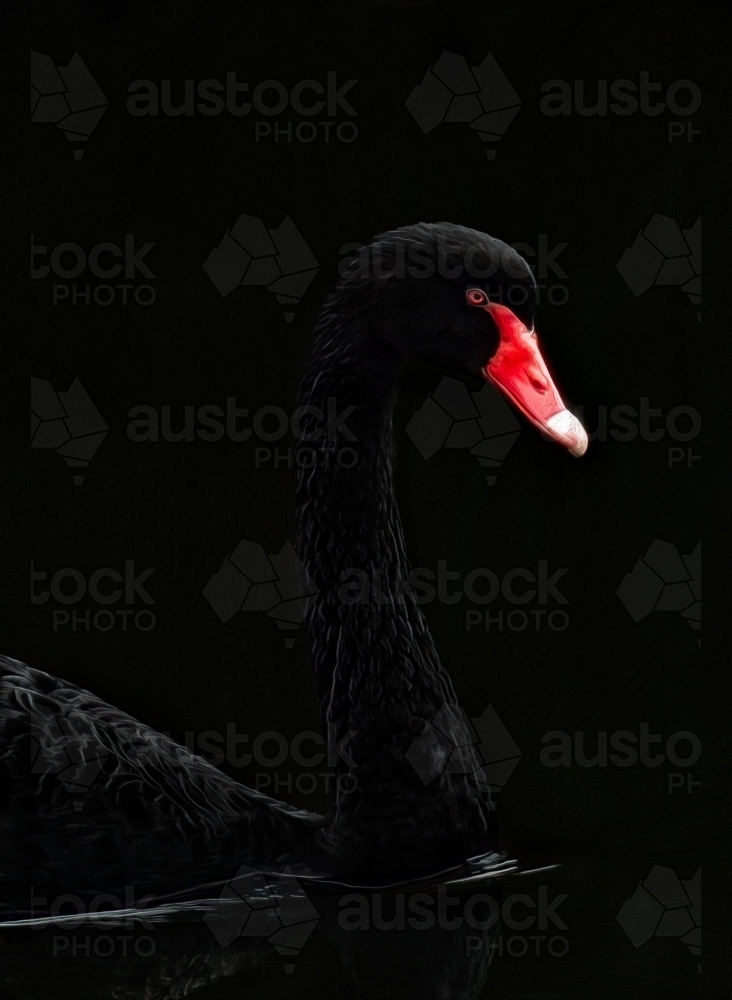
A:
[1, 856, 543, 999]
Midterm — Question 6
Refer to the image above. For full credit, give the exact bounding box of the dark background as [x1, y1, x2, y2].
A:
[7, 3, 726, 997]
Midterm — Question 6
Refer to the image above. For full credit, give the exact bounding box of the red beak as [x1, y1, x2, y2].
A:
[483, 302, 588, 457]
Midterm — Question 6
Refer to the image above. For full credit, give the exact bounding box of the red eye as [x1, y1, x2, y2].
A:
[466, 288, 488, 307]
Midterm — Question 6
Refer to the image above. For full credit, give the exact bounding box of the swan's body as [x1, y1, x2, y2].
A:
[1, 223, 586, 907]
[0, 656, 328, 904]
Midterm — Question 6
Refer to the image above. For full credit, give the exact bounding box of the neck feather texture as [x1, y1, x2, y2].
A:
[294, 299, 497, 877]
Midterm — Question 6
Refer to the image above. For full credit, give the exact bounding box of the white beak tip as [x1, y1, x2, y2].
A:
[546, 410, 589, 458]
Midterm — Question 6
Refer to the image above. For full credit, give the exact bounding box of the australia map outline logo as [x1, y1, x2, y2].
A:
[31, 377, 108, 485]
[204, 539, 318, 648]
[31, 51, 108, 159]
[406, 52, 521, 159]
[617, 215, 700, 321]
[406, 377, 522, 486]
[204, 215, 319, 322]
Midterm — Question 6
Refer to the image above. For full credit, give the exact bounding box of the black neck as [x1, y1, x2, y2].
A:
[294, 303, 496, 876]
[295, 311, 457, 734]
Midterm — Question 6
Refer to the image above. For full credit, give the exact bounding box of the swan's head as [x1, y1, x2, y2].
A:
[342, 221, 587, 457]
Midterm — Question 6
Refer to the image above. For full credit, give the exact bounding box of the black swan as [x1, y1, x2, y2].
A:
[0, 222, 587, 908]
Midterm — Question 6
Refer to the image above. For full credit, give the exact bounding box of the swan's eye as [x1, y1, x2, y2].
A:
[466, 288, 488, 307]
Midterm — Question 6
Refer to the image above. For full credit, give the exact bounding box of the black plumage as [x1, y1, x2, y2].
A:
[1, 223, 539, 905]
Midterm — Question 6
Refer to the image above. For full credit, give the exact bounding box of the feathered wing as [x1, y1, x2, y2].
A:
[0, 656, 329, 909]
